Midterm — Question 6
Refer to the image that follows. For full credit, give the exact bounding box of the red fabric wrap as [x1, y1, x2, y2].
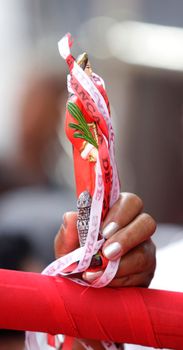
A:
[66, 75, 112, 218]
[0, 269, 183, 349]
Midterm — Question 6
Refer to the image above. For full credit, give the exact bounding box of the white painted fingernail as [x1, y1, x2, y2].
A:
[82, 270, 103, 282]
[102, 222, 119, 239]
[103, 242, 121, 259]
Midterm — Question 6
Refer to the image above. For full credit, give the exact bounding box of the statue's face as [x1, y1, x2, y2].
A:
[84, 61, 92, 77]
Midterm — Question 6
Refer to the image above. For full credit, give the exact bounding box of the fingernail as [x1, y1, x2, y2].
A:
[102, 222, 119, 239]
[103, 242, 121, 259]
[82, 270, 103, 282]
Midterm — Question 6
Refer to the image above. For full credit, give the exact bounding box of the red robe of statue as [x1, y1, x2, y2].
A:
[65, 81, 112, 220]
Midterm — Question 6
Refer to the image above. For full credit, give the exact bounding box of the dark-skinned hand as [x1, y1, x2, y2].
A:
[54, 193, 156, 349]
[54, 192, 156, 288]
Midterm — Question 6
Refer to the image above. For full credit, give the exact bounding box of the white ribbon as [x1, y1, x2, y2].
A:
[26, 33, 121, 350]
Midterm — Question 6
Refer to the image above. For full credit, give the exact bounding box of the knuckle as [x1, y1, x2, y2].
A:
[123, 192, 144, 211]
[150, 239, 156, 257]
[137, 240, 156, 271]
[140, 213, 157, 235]
[142, 239, 156, 257]
[132, 194, 144, 211]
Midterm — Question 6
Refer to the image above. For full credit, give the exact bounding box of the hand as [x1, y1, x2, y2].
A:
[54, 192, 156, 288]
[54, 193, 156, 350]
[83, 193, 156, 287]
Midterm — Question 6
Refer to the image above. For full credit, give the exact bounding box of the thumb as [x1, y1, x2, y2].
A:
[54, 211, 79, 258]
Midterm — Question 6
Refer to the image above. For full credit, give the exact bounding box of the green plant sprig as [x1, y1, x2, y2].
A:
[68, 102, 98, 149]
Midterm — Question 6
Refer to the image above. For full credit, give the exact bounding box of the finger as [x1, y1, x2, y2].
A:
[102, 213, 156, 260]
[108, 271, 155, 288]
[115, 239, 156, 278]
[82, 270, 104, 283]
[102, 193, 143, 239]
[83, 240, 156, 284]
[54, 211, 79, 258]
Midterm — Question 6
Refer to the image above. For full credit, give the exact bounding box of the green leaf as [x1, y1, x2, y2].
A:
[69, 122, 97, 145]
[68, 123, 86, 132]
[73, 131, 97, 147]
[74, 133, 86, 139]
[67, 101, 98, 149]
[74, 133, 95, 144]
[68, 103, 90, 132]
[68, 104, 90, 132]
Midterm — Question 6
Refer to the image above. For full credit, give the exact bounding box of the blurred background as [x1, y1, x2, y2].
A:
[1, 0, 183, 348]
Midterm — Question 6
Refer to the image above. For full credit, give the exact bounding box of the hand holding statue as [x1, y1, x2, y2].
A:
[54, 192, 156, 349]
[55, 192, 156, 287]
